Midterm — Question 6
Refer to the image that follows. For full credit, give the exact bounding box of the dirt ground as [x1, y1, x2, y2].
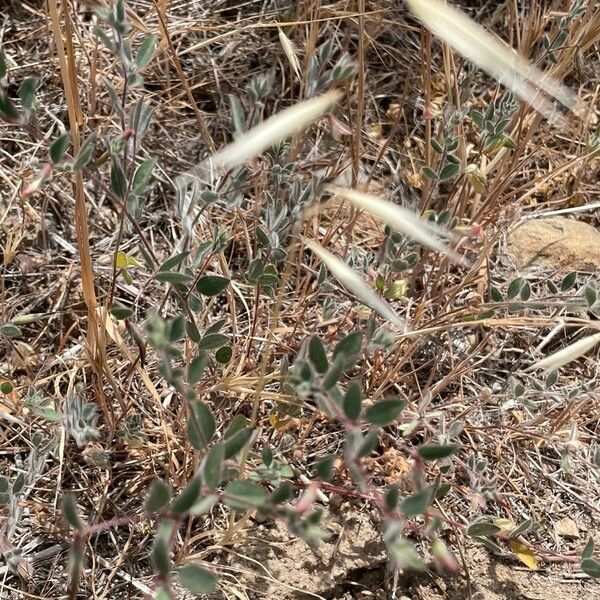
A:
[214, 511, 600, 600]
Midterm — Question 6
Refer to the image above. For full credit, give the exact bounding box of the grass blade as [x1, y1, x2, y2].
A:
[527, 331, 600, 372]
[303, 238, 405, 329]
[210, 90, 341, 170]
[326, 185, 468, 266]
[176, 91, 340, 234]
[406, 0, 576, 122]
[278, 29, 302, 81]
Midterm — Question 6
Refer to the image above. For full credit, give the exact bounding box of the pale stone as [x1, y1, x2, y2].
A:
[507, 217, 600, 271]
[555, 516, 579, 539]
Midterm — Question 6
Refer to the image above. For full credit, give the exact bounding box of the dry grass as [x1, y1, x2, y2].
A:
[1, 1, 599, 598]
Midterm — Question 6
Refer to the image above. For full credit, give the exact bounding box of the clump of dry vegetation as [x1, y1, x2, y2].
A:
[1, 1, 599, 598]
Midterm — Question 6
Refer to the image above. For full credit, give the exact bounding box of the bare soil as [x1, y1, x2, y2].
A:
[218, 512, 600, 600]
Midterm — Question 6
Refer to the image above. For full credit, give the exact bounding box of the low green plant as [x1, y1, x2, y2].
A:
[2, 1, 599, 597]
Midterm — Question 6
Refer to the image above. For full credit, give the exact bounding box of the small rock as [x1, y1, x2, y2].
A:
[506, 217, 600, 271]
[556, 516, 579, 539]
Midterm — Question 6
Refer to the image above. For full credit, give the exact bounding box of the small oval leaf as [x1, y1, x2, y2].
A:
[179, 564, 218, 593]
[365, 397, 406, 426]
[196, 275, 230, 296]
[144, 479, 171, 513]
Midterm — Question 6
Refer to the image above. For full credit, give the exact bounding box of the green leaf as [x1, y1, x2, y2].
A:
[154, 271, 193, 284]
[114, 0, 126, 24]
[385, 485, 400, 509]
[333, 332, 362, 360]
[188, 352, 209, 384]
[247, 258, 264, 282]
[257, 273, 279, 286]
[502, 136, 517, 149]
[402, 489, 430, 516]
[73, 134, 96, 170]
[0, 381, 13, 394]
[132, 157, 157, 195]
[0, 50, 6, 78]
[10, 473, 21, 494]
[321, 354, 344, 390]
[179, 564, 217, 594]
[200, 190, 219, 203]
[144, 479, 171, 512]
[206, 318, 227, 335]
[224, 479, 267, 511]
[491, 287, 503, 302]
[33, 406, 61, 422]
[129, 99, 154, 144]
[223, 427, 252, 458]
[167, 314, 185, 342]
[315, 456, 335, 481]
[61, 494, 83, 529]
[92, 27, 115, 52]
[296, 361, 313, 385]
[155, 588, 170, 600]
[103, 76, 124, 118]
[421, 166, 438, 181]
[545, 369, 558, 389]
[0, 90, 19, 120]
[171, 477, 201, 514]
[261, 445, 273, 467]
[510, 518, 533, 538]
[229, 94, 246, 135]
[18, 77, 38, 110]
[355, 429, 379, 458]
[271, 481, 293, 504]
[308, 337, 328, 373]
[110, 158, 127, 198]
[581, 558, 600, 578]
[582, 538, 594, 560]
[189, 494, 217, 516]
[467, 520, 501, 537]
[49, 134, 70, 164]
[196, 276, 229, 296]
[159, 251, 189, 272]
[365, 397, 406, 426]
[343, 381, 362, 421]
[508, 376, 524, 396]
[111, 306, 133, 320]
[152, 536, 170, 576]
[187, 401, 216, 450]
[439, 162, 460, 181]
[434, 482, 451, 500]
[561, 271, 577, 291]
[202, 443, 224, 489]
[418, 443, 457, 461]
[186, 320, 201, 343]
[224, 414, 247, 439]
[256, 227, 269, 247]
[430, 138, 444, 153]
[0, 477, 9, 505]
[0, 324, 21, 338]
[585, 285, 597, 307]
[136, 34, 157, 70]
[507, 277, 524, 300]
[388, 537, 425, 570]
[198, 333, 229, 351]
[215, 345, 233, 364]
